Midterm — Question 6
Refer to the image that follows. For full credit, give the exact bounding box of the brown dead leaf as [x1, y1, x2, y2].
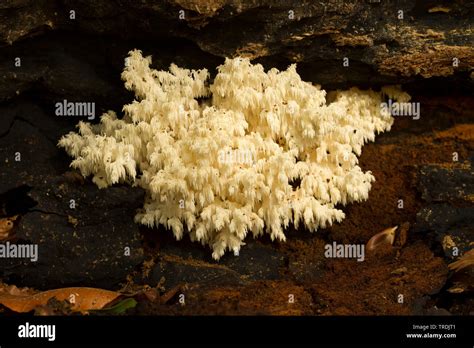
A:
[0, 287, 121, 313]
[0, 215, 18, 240]
[448, 249, 474, 272]
[160, 285, 182, 304]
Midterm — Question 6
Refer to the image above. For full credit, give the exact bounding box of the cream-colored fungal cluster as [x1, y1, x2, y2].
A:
[59, 50, 409, 259]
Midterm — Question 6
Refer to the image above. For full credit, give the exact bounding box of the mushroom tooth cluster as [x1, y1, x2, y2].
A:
[58, 49, 408, 260]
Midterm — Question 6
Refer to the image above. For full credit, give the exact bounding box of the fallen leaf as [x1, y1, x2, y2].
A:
[0, 287, 121, 313]
[160, 285, 182, 304]
[367, 226, 398, 251]
[448, 249, 474, 272]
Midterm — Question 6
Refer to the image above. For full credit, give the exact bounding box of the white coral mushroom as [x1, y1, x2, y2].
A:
[58, 49, 407, 259]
